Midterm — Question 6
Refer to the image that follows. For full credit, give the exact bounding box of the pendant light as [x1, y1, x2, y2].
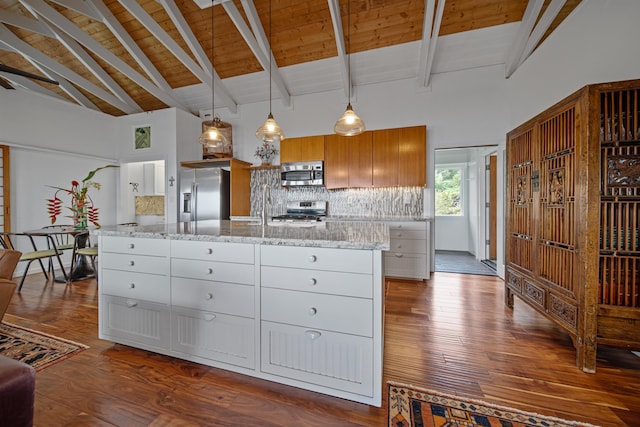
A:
[199, 1, 228, 148]
[256, 0, 285, 142]
[334, 0, 365, 136]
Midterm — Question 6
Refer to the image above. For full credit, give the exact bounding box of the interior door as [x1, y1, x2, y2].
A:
[0, 146, 10, 232]
[485, 153, 497, 260]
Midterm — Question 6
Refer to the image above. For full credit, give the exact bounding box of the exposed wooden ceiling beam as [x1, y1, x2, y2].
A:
[505, 0, 545, 78]
[237, 0, 291, 107]
[327, 0, 348, 99]
[0, 8, 53, 36]
[0, 24, 137, 113]
[518, 0, 568, 69]
[89, 0, 171, 92]
[118, 0, 238, 113]
[417, 0, 435, 88]
[420, 0, 445, 88]
[20, 0, 186, 111]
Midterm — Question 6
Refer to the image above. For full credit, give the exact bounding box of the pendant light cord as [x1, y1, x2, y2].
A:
[211, 0, 215, 116]
[347, 0, 351, 104]
[269, 0, 272, 115]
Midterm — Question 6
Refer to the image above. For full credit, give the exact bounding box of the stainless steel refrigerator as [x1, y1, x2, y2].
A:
[179, 168, 230, 222]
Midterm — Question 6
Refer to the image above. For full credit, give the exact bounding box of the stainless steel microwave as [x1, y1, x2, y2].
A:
[281, 161, 324, 186]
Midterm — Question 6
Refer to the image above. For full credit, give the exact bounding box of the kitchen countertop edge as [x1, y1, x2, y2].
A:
[92, 220, 390, 251]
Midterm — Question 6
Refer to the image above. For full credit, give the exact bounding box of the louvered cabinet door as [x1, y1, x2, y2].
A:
[537, 105, 580, 331]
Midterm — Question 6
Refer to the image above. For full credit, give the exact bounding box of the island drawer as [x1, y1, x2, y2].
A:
[171, 258, 254, 285]
[101, 236, 169, 256]
[171, 240, 254, 264]
[101, 295, 170, 350]
[101, 269, 170, 304]
[171, 277, 254, 318]
[262, 287, 372, 337]
[171, 307, 255, 369]
[261, 246, 372, 274]
[261, 321, 373, 396]
[384, 254, 428, 279]
[388, 227, 426, 240]
[101, 252, 170, 275]
[261, 266, 372, 299]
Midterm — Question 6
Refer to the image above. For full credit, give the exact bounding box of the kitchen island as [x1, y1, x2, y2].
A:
[93, 220, 388, 406]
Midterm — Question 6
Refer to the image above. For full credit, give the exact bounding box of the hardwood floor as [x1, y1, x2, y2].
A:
[4, 271, 640, 426]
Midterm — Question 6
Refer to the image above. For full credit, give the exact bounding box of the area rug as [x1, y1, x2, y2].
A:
[0, 322, 88, 371]
[388, 382, 599, 427]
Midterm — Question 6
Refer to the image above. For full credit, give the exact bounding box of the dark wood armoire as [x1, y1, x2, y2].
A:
[505, 79, 640, 372]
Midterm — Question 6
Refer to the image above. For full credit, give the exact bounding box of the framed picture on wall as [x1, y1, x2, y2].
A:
[134, 125, 151, 149]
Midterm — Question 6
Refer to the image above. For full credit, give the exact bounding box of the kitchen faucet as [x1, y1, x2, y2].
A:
[261, 183, 271, 225]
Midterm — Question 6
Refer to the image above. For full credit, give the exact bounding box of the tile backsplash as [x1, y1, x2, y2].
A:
[250, 168, 423, 218]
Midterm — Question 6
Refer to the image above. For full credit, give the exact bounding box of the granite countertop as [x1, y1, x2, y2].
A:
[325, 216, 431, 222]
[92, 220, 390, 250]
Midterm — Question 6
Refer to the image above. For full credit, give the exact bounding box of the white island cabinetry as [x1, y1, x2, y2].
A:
[260, 245, 382, 403]
[95, 220, 387, 407]
[99, 236, 171, 351]
[170, 240, 256, 369]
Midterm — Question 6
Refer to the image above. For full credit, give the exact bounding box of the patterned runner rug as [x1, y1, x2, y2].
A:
[0, 322, 88, 371]
[388, 382, 599, 427]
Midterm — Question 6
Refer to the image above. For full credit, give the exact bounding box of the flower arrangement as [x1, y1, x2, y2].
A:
[254, 142, 278, 164]
[47, 165, 118, 229]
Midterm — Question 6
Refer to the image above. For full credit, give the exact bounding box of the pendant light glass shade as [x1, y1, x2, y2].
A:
[256, 0, 285, 142]
[334, 0, 365, 136]
[199, 115, 229, 148]
[334, 103, 365, 136]
[256, 113, 285, 142]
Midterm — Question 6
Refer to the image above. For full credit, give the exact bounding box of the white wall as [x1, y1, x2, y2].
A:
[508, 0, 640, 127]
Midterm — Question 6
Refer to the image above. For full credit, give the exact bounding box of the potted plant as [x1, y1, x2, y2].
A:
[254, 142, 278, 165]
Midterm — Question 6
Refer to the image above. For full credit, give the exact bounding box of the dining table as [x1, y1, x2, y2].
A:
[22, 227, 94, 283]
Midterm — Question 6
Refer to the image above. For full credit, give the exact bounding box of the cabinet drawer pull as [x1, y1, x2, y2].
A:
[396, 244, 402, 249]
[305, 330, 321, 340]
[308, 278, 317, 286]
[129, 283, 135, 289]
[126, 300, 137, 308]
[129, 260, 135, 266]
[207, 248, 213, 255]
[203, 313, 216, 321]
[207, 268, 213, 275]
[129, 243, 135, 249]
[308, 255, 317, 263]
[308, 307, 317, 316]
[394, 253, 403, 257]
[204, 293, 214, 300]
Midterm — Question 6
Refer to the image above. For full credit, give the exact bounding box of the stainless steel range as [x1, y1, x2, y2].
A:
[271, 201, 327, 223]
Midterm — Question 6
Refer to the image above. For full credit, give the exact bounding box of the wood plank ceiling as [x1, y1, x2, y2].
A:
[0, 0, 582, 117]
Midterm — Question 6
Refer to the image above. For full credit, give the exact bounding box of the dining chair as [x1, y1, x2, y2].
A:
[0, 232, 68, 292]
[69, 231, 98, 283]
[0, 249, 22, 321]
[41, 225, 75, 274]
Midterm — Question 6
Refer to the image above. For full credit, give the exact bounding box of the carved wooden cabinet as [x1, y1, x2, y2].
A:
[506, 79, 640, 373]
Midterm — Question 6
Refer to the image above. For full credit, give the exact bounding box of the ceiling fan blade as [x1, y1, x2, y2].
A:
[0, 77, 15, 90]
[0, 64, 59, 85]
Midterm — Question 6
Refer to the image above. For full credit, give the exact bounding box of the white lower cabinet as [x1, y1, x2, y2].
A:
[101, 295, 171, 350]
[171, 306, 255, 369]
[261, 321, 373, 396]
[259, 244, 382, 405]
[384, 221, 430, 280]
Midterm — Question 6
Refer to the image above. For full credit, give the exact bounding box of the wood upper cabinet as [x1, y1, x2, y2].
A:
[348, 132, 373, 188]
[280, 136, 324, 163]
[398, 126, 426, 187]
[324, 134, 349, 189]
[325, 125, 426, 189]
[373, 129, 399, 187]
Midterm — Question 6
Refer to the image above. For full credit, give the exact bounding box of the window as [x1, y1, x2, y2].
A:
[435, 166, 462, 216]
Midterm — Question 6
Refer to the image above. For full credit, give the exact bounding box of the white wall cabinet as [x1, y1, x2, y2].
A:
[98, 235, 383, 406]
[383, 221, 430, 280]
